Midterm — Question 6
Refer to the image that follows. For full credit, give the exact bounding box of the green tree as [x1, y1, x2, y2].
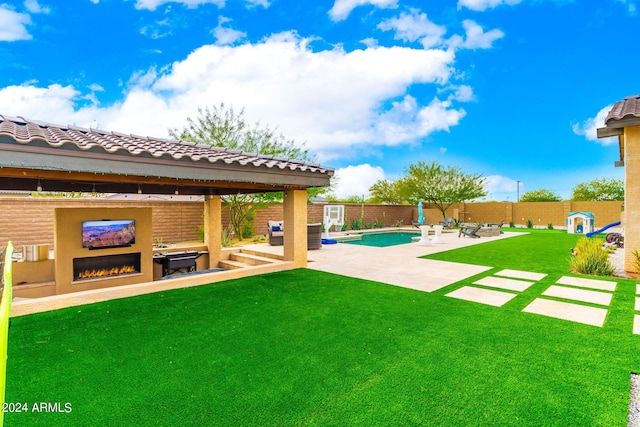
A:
[368, 179, 403, 204]
[571, 178, 624, 201]
[170, 103, 319, 239]
[519, 189, 562, 202]
[397, 161, 487, 220]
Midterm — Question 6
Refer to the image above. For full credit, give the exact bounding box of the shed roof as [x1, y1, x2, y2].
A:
[0, 115, 333, 195]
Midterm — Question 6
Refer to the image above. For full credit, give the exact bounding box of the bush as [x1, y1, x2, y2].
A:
[547, 223, 554, 230]
[509, 221, 515, 228]
[569, 237, 614, 276]
[526, 219, 533, 229]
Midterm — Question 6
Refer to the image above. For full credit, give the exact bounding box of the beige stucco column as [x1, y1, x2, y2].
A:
[283, 189, 308, 268]
[203, 195, 222, 269]
[624, 127, 640, 273]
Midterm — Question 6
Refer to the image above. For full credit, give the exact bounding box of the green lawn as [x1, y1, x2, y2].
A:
[5, 229, 640, 426]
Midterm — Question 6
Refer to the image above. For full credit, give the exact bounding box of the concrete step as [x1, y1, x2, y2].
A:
[218, 259, 249, 270]
[239, 248, 284, 261]
[229, 252, 277, 266]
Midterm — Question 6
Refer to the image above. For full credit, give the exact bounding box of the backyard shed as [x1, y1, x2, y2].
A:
[566, 212, 594, 234]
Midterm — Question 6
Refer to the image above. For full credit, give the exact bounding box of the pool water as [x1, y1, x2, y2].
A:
[341, 232, 420, 247]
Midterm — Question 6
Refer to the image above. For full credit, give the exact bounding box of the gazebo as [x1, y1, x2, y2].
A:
[0, 114, 333, 311]
[597, 94, 640, 274]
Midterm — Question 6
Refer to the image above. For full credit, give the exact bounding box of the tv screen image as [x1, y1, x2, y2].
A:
[82, 220, 136, 249]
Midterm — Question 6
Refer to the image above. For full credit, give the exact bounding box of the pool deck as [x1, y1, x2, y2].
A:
[251, 228, 522, 293]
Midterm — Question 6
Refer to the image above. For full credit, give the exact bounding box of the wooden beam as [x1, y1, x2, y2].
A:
[597, 127, 623, 138]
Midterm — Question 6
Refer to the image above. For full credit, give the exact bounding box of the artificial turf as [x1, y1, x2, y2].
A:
[4, 229, 640, 426]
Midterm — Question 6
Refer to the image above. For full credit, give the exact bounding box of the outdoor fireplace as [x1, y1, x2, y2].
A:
[73, 253, 141, 282]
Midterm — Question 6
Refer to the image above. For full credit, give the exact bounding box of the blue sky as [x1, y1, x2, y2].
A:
[0, 0, 637, 200]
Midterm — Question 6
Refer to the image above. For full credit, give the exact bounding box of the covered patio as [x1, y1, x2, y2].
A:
[0, 114, 333, 315]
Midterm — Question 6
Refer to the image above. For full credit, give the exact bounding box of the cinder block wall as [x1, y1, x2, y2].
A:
[0, 197, 625, 248]
[0, 198, 203, 248]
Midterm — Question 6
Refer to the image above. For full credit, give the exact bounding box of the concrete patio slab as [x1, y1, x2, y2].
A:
[446, 286, 518, 307]
[473, 276, 535, 292]
[634, 315, 640, 335]
[522, 298, 608, 327]
[637, 284, 640, 295]
[542, 285, 613, 306]
[494, 269, 547, 281]
[636, 297, 640, 312]
[250, 229, 522, 293]
[556, 276, 617, 292]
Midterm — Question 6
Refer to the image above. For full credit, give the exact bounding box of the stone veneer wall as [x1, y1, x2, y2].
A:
[0, 197, 624, 248]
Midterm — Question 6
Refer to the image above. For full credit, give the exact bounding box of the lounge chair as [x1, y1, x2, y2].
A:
[487, 220, 505, 234]
[439, 217, 452, 229]
[459, 223, 481, 238]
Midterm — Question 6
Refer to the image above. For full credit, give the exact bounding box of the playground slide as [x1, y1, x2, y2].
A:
[586, 221, 621, 238]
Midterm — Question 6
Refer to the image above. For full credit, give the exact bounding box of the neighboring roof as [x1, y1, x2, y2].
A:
[596, 94, 640, 167]
[604, 95, 640, 127]
[0, 115, 333, 195]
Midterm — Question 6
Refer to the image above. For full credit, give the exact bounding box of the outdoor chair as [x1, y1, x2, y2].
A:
[439, 217, 453, 229]
[268, 220, 284, 246]
[458, 223, 482, 238]
[268, 221, 324, 249]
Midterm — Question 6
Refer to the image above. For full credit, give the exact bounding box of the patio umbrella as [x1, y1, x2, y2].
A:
[417, 201, 425, 225]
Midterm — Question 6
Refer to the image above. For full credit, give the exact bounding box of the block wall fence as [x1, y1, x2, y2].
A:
[0, 197, 623, 248]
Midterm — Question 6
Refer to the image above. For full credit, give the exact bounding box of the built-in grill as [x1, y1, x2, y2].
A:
[153, 251, 206, 277]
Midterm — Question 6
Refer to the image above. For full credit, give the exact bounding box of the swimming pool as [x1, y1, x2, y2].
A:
[340, 231, 420, 247]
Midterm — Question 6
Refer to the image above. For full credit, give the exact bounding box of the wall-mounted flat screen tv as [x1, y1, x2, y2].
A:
[82, 220, 136, 250]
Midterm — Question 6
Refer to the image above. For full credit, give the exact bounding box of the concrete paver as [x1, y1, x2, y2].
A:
[446, 286, 518, 307]
[495, 269, 547, 281]
[522, 298, 608, 327]
[542, 285, 613, 306]
[556, 276, 617, 292]
[473, 276, 535, 292]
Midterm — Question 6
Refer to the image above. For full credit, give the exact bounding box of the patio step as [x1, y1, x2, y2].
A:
[230, 252, 278, 266]
[218, 251, 280, 270]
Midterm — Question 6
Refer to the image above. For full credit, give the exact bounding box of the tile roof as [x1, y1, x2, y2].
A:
[604, 94, 640, 126]
[0, 114, 332, 175]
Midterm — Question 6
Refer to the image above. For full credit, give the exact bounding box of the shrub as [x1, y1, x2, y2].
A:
[221, 229, 233, 247]
[526, 219, 533, 229]
[569, 237, 614, 276]
[350, 218, 363, 230]
[547, 223, 554, 230]
[509, 221, 515, 228]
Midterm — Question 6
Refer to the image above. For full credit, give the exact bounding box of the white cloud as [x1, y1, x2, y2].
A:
[24, 0, 50, 14]
[572, 104, 617, 145]
[244, 0, 271, 8]
[212, 16, 246, 45]
[0, 5, 32, 41]
[0, 84, 84, 122]
[329, 0, 398, 22]
[484, 175, 521, 201]
[148, 33, 458, 157]
[134, 0, 224, 11]
[332, 164, 386, 199]
[616, 0, 637, 15]
[377, 9, 447, 49]
[0, 32, 471, 162]
[460, 20, 504, 49]
[447, 20, 504, 50]
[457, 0, 522, 12]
